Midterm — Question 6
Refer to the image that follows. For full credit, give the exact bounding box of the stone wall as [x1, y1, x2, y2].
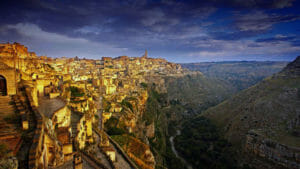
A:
[0, 69, 16, 95]
[52, 105, 71, 128]
[26, 87, 66, 169]
[26, 87, 44, 169]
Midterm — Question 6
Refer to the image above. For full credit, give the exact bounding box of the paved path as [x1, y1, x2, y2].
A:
[37, 97, 65, 118]
[81, 153, 105, 169]
[93, 131, 113, 169]
[110, 142, 132, 169]
[94, 130, 133, 169]
[51, 160, 73, 169]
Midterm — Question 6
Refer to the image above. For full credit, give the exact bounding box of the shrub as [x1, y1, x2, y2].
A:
[107, 127, 126, 135]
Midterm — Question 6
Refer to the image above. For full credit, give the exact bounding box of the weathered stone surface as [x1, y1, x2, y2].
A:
[146, 122, 155, 138]
[246, 131, 300, 169]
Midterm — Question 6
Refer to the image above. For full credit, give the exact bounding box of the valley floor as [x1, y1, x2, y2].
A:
[169, 130, 193, 169]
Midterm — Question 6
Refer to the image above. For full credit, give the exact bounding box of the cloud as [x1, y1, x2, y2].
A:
[225, 0, 295, 9]
[161, 0, 295, 9]
[0, 23, 132, 58]
[186, 37, 300, 61]
[256, 35, 297, 42]
[234, 11, 300, 32]
[0, 0, 299, 62]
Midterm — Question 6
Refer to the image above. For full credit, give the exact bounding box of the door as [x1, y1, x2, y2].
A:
[0, 75, 7, 96]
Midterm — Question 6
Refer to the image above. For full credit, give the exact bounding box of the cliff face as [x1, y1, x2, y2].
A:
[245, 131, 300, 169]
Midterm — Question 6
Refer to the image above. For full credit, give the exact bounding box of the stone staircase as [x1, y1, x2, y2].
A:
[71, 112, 81, 139]
[0, 96, 15, 114]
[0, 96, 22, 155]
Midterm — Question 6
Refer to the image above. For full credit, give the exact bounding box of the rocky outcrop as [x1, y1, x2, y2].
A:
[0, 156, 18, 169]
[145, 122, 155, 138]
[280, 56, 300, 76]
[245, 131, 300, 169]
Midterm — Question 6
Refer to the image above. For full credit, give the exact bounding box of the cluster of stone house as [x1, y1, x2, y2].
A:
[0, 42, 186, 169]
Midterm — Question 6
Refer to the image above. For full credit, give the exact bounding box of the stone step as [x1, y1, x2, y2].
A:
[0, 115, 15, 119]
[0, 102, 13, 105]
[0, 101, 12, 104]
[0, 98, 10, 101]
[0, 110, 15, 113]
[0, 130, 16, 133]
[0, 108, 15, 111]
[0, 101, 11, 103]
[0, 102, 12, 104]
[0, 105, 13, 108]
[0, 130, 17, 134]
[0, 127, 17, 131]
[0, 98, 11, 101]
[0, 104, 12, 107]
[0, 100, 13, 103]
[0, 126, 17, 130]
[0, 112, 15, 115]
[0, 135, 18, 140]
[0, 109, 14, 111]
[0, 107, 15, 110]
[0, 104, 14, 106]
[0, 129, 18, 133]
[0, 111, 12, 115]
[0, 110, 14, 112]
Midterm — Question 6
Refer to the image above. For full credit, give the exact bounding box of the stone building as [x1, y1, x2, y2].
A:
[0, 62, 17, 95]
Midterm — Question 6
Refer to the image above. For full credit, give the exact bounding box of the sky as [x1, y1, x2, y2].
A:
[0, 0, 300, 63]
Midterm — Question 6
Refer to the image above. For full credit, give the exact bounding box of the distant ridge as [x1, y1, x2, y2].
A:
[181, 61, 287, 91]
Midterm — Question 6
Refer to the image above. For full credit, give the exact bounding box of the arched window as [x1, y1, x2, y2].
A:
[0, 75, 7, 96]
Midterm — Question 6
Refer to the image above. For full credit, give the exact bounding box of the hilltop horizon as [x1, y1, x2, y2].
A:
[1, 42, 297, 63]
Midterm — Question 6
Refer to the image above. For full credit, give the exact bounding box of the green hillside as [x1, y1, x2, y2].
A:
[203, 57, 300, 147]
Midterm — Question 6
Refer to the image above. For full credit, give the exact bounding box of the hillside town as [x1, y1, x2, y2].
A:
[0, 42, 189, 169]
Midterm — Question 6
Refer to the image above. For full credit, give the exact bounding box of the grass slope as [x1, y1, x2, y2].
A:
[202, 59, 300, 147]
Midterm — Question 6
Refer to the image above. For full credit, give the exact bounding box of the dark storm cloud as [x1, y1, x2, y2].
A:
[0, 1, 295, 32]
[1, 0, 295, 34]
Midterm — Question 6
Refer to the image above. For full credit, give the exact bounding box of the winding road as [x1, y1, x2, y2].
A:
[169, 130, 193, 169]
